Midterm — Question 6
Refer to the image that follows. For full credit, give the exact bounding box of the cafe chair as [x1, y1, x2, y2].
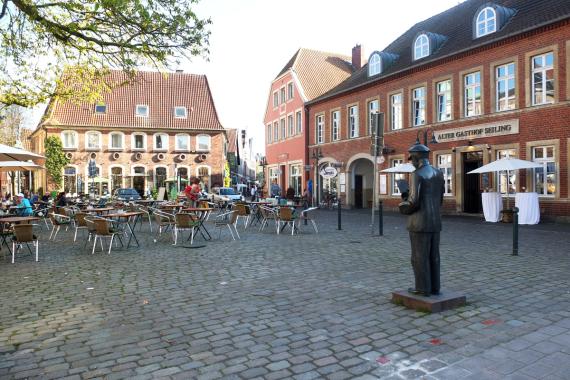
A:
[277, 207, 297, 235]
[214, 210, 240, 240]
[11, 224, 39, 263]
[151, 209, 175, 243]
[259, 206, 278, 233]
[133, 204, 152, 232]
[32, 207, 51, 230]
[297, 207, 319, 234]
[173, 213, 200, 245]
[233, 203, 250, 229]
[89, 218, 123, 255]
[73, 212, 89, 242]
[48, 213, 72, 241]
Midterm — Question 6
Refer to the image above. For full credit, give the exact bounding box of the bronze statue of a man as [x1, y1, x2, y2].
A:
[398, 143, 445, 297]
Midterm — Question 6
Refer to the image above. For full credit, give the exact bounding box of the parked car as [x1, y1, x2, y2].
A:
[113, 188, 142, 201]
[209, 187, 243, 202]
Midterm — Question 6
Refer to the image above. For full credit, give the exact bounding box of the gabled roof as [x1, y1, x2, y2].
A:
[311, 0, 570, 104]
[275, 48, 354, 101]
[42, 70, 224, 131]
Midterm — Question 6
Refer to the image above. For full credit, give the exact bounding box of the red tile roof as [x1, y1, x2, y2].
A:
[43, 70, 224, 131]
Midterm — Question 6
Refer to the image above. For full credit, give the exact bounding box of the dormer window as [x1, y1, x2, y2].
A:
[95, 103, 107, 114]
[414, 34, 429, 60]
[136, 105, 149, 117]
[368, 53, 381, 76]
[476, 7, 496, 37]
[174, 106, 187, 118]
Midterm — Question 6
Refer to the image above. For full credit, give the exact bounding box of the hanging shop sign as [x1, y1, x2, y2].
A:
[435, 119, 519, 143]
[319, 166, 338, 179]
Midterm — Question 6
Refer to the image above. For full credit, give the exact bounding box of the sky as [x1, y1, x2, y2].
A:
[24, 0, 463, 153]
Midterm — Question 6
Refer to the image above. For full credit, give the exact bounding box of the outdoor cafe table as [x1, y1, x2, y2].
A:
[0, 216, 40, 255]
[181, 207, 213, 241]
[105, 211, 144, 248]
[515, 192, 540, 225]
[481, 192, 502, 222]
[159, 204, 186, 211]
[84, 207, 115, 215]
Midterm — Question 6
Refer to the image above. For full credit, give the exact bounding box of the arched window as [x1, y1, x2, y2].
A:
[154, 166, 167, 189]
[132, 166, 146, 195]
[196, 134, 211, 151]
[368, 53, 381, 76]
[476, 7, 496, 37]
[132, 132, 147, 151]
[110, 166, 123, 193]
[109, 132, 124, 150]
[176, 166, 189, 191]
[197, 166, 211, 192]
[85, 131, 102, 150]
[63, 166, 78, 194]
[153, 133, 168, 151]
[61, 131, 78, 149]
[175, 133, 190, 151]
[414, 34, 429, 60]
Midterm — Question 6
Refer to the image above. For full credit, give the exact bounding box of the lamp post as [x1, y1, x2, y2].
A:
[370, 112, 384, 235]
[259, 156, 267, 197]
[311, 147, 323, 206]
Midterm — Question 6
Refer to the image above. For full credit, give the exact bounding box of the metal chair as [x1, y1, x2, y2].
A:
[48, 213, 72, 241]
[297, 207, 319, 234]
[233, 203, 250, 229]
[259, 206, 278, 233]
[214, 210, 240, 240]
[73, 212, 89, 242]
[11, 224, 38, 263]
[88, 217, 123, 255]
[173, 213, 200, 245]
[151, 208, 175, 243]
[277, 207, 297, 235]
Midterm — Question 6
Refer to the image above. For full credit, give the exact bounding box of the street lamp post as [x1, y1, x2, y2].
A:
[259, 156, 267, 197]
[370, 112, 384, 235]
[311, 147, 323, 206]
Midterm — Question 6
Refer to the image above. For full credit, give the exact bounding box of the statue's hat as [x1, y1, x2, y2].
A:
[408, 143, 430, 160]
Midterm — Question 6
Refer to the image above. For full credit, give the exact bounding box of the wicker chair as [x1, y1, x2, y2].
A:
[73, 212, 89, 242]
[259, 206, 278, 233]
[173, 213, 201, 245]
[87, 218, 123, 255]
[277, 207, 297, 235]
[11, 224, 38, 263]
[151, 209, 175, 243]
[233, 203, 250, 229]
[214, 210, 240, 240]
[48, 212, 72, 241]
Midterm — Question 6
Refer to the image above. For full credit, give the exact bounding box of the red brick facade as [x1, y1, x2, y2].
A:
[308, 21, 570, 219]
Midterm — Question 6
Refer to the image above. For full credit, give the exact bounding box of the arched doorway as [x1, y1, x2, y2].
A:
[349, 158, 374, 208]
[111, 167, 123, 194]
[132, 166, 146, 196]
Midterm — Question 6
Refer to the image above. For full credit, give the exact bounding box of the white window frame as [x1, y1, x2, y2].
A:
[63, 165, 80, 194]
[280, 118, 286, 139]
[196, 134, 211, 152]
[414, 34, 429, 60]
[85, 131, 102, 150]
[267, 124, 272, 144]
[287, 114, 294, 137]
[175, 133, 190, 151]
[316, 114, 324, 144]
[61, 130, 78, 149]
[289, 164, 302, 196]
[273, 122, 278, 141]
[390, 93, 402, 130]
[109, 165, 124, 193]
[412, 87, 426, 126]
[476, 7, 496, 38]
[95, 103, 107, 114]
[436, 80, 452, 122]
[296, 111, 302, 134]
[153, 133, 168, 151]
[368, 53, 381, 76]
[391, 159, 404, 195]
[136, 104, 149, 117]
[131, 132, 147, 151]
[496, 63, 516, 111]
[174, 106, 187, 118]
[531, 52, 554, 106]
[154, 165, 168, 189]
[109, 132, 125, 151]
[349, 105, 359, 138]
[368, 100, 379, 135]
[532, 146, 556, 197]
[437, 154, 453, 196]
[273, 92, 278, 107]
[331, 110, 340, 141]
[280, 87, 286, 104]
[287, 82, 294, 100]
[496, 149, 517, 195]
[464, 71, 481, 117]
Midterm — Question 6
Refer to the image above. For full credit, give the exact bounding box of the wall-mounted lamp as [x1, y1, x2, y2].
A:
[468, 140, 473, 146]
[486, 144, 492, 150]
[451, 147, 456, 153]
[415, 128, 438, 146]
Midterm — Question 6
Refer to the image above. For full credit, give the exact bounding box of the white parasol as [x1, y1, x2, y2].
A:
[0, 144, 45, 162]
[380, 163, 416, 173]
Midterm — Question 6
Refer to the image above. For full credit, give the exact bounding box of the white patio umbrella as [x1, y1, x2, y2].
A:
[468, 157, 542, 208]
[380, 163, 416, 173]
[0, 143, 45, 162]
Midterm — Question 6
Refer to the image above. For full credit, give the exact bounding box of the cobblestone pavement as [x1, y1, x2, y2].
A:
[1, 209, 569, 380]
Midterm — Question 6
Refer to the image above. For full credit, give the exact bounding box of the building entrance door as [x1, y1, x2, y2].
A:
[463, 151, 483, 213]
[280, 165, 286, 194]
[354, 175, 363, 209]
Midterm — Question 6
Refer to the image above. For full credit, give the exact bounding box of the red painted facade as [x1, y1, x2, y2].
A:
[308, 21, 570, 220]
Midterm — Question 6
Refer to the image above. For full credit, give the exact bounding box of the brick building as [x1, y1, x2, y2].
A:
[263, 48, 354, 197]
[307, 0, 570, 219]
[30, 70, 226, 196]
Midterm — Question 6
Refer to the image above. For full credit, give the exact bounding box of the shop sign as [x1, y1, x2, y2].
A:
[319, 166, 338, 179]
[435, 119, 519, 143]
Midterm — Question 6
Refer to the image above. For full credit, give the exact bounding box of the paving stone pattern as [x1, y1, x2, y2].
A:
[1, 209, 569, 379]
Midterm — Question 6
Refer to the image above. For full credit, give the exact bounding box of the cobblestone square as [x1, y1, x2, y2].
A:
[1, 210, 569, 379]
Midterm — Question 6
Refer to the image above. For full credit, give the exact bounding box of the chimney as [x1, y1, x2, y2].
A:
[352, 44, 363, 70]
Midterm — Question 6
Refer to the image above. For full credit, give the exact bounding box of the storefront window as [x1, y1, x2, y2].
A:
[496, 149, 516, 195]
[437, 154, 453, 195]
[391, 159, 404, 195]
[290, 165, 302, 196]
[532, 146, 556, 196]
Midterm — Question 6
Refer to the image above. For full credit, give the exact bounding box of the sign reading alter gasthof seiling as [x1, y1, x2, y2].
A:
[435, 119, 519, 143]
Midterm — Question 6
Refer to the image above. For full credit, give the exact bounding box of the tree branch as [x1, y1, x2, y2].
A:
[0, 0, 9, 20]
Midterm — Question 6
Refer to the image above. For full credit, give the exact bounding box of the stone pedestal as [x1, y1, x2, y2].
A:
[391, 290, 466, 313]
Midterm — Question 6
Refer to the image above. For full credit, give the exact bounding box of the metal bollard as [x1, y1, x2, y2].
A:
[512, 207, 519, 256]
[378, 199, 383, 236]
[337, 197, 342, 230]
